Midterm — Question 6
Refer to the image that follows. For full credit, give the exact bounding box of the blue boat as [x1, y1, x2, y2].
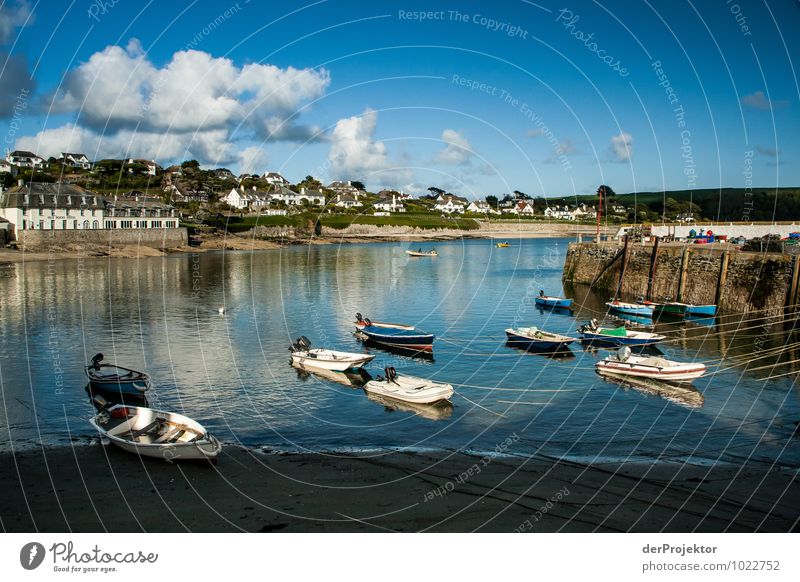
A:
[505, 327, 575, 352]
[534, 291, 573, 309]
[578, 320, 665, 347]
[354, 317, 434, 353]
[605, 300, 655, 317]
[85, 353, 151, 396]
[685, 304, 717, 317]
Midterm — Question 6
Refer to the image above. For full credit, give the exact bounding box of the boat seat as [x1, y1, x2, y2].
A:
[129, 420, 161, 439]
[154, 427, 185, 444]
[106, 417, 138, 437]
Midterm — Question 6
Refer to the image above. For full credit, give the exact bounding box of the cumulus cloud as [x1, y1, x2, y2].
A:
[436, 129, 474, 165]
[610, 132, 633, 162]
[236, 146, 269, 175]
[0, 0, 33, 44]
[15, 40, 330, 168]
[327, 108, 388, 178]
[741, 91, 788, 111]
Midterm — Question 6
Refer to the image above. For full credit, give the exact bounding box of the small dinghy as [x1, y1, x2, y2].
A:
[685, 304, 717, 317]
[405, 249, 438, 257]
[596, 347, 706, 383]
[85, 353, 151, 396]
[355, 312, 415, 331]
[652, 300, 689, 319]
[505, 326, 575, 351]
[579, 319, 665, 346]
[289, 336, 375, 372]
[89, 396, 221, 462]
[364, 367, 453, 404]
[495, 242, 510, 248]
[534, 290, 573, 309]
[605, 299, 654, 317]
[354, 314, 434, 352]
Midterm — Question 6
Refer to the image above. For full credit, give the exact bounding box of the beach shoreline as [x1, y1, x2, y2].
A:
[0, 222, 613, 264]
[1, 444, 796, 532]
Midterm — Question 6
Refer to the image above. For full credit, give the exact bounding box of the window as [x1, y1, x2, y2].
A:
[83, 220, 89, 230]
[92, 220, 98, 229]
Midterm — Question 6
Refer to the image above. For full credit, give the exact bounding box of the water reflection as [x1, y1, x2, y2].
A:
[597, 374, 705, 409]
[365, 392, 454, 421]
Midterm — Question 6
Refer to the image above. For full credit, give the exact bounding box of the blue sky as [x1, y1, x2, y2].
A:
[0, 0, 798, 197]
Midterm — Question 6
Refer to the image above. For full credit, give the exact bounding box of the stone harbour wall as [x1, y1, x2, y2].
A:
[563, 241, 798, 314]
[17, 228, 188, 250]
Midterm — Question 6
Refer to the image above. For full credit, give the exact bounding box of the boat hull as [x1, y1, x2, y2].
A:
[87, 378, 149, 396]
[364, 376, 453, 404]
[356, 327, 435, 352]
[596, 361, 706, 383]
[653, 303, 688, 318]
[290, 350, 375, 372]
[606, 302, 654, 317]
[581, 331, 665, 346]
[685, 304, 717, 317]
[535, 296, 573, 309]
[405, 251, 438, 257]
[505, 329, 574, 351]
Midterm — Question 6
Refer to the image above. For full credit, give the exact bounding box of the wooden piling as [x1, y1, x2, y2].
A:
[677, 246, 691, 302]
[715, 251, 730, 308]
[615, 235, 630, 299]
[646, 236, 659, 301]
[787, 255, 800, 309]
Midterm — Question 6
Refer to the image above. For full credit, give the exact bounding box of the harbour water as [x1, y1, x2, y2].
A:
[1, 238, 798, 467]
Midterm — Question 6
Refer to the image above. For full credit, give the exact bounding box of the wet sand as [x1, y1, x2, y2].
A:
[1, 445, 797, 532]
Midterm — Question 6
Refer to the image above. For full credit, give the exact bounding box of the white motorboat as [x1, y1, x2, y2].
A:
[595, 347, 706, 383]
[364, 367, 453, 404]
[289, 336, 375, 371]
[89, 396, 221, 462]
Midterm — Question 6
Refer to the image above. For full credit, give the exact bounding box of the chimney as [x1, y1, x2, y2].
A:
[301, 187, 306, 195]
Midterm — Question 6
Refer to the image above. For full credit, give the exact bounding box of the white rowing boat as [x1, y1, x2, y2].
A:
[289, 336, 374, 372]
[595, 347, 706, 383]
[89, 397, 221, 462]
[364, 367, 453, 404]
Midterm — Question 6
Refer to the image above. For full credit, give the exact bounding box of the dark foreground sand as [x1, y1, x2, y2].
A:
[1, 445, 797, 532]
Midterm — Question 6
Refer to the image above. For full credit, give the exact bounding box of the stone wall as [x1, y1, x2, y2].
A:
[562, 241, 797, 314]
[17, 228, 188, 250]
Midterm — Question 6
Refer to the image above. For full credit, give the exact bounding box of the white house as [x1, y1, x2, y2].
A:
[434, 195, 467, 214]
[466, 200, 500, 215]
[127, 158, 160, 176]
[263, 171, 289, 186]
[610, 204, 627, 215]
[514, 201, 535, 215]
[0, 161, 17, 175]
[6, 150, 44, 169]
[270, 186, 325, 206]
[223, 187, 270, 210]
[59, 153, 92, 170]
[327, 180, 363, 198]
[373, 194, 406, 213]
[544, 205, 575, 220]
[0, 183, 179, 234]
[334, 194, 362, 209]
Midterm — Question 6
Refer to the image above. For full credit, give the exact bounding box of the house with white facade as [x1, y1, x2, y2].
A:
[126, 158, 161, 176]
[263, 171, 289, 186]
[6, 150, 44, 169]
[223, 187, 270, 210]
[434, 195, 467, 214]
[59, 153, 92, 170]
[0, 183, 178, 235]
[327, 180, 363, 198]
[334, 194, 362, 209]
[269, 186, 325, 206]
[466, 200, 500, 215]
[0, 160, 17, 176]
[544, 205, 576, 220]
[373, 194, 406, 213]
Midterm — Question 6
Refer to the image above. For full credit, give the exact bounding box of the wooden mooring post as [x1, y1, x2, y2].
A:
[646, 236, 659, 301]
[677, 246, 691, 302]
[615, 235, 630, 299]
[787, 255, 800, 309]
[715, 251, 730, 308]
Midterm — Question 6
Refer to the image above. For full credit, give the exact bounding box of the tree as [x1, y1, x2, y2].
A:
[597, 184, 616, 198]
[351, 180, 366, 191]
[485, 195, 498, 207]
[427, 186, 445, 198]
[181, 160, 200, 171]
[513, 190, 531, 200]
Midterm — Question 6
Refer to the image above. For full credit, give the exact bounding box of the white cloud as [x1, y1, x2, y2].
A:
[327, 108, 388, 178]
[610, 132, 633, 162]
[741, 91, 788, 111]
[436, 129, 473, 165]
[0, 0, 32, 43]
[236, 146, 269, 175]
[17, 41, 331, 168]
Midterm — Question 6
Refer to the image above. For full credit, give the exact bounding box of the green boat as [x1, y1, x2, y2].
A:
[652, 301, 689, 318]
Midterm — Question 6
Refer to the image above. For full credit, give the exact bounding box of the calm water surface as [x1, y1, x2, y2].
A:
[1, 238, 798, 465]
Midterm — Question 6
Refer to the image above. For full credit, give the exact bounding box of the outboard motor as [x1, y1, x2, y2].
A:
[384, 367, 398, 383]
[298, 336, 311, 350]
[617, 346, 632, 362]
[91, 353, 104, 368]
[355, 312, 364, 323]
[364, 318, 372, 327]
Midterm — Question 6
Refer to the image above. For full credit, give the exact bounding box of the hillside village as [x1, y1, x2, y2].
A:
[0, 148, 713, 246]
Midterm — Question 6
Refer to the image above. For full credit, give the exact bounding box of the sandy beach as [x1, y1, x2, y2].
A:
[1, 445, 797, 532]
